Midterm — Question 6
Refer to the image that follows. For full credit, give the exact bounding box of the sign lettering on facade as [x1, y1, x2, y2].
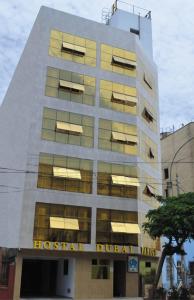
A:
[33, 241, 157, 257]
[96, 244, 134, 254]
[141, 247, 156, 257]
[34, 241, 134, 254]
[33, 241, 84, 251]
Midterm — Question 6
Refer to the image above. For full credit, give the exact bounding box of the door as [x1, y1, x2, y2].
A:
[20, 259, 58, 297]
[113, 260, 126, 297]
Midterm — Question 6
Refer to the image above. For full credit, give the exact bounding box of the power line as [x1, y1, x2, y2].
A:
[26, 153, 194, 165]
[0, 168, 172, 184]
[0, 176, 179, 195]
[1, 160, 194, 176]
[0, 155, 191, 194]
[0, 162, 182, 187]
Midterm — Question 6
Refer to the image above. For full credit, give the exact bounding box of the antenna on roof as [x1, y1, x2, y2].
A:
[101, 8, 111, 24]
[112, 0, 118, 15]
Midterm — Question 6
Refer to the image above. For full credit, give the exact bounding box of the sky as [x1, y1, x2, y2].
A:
[1, 0, 194, 131]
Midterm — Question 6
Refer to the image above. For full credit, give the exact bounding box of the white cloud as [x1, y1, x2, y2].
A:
[0, 0, 113, 104]
[1, 0, 194, 129]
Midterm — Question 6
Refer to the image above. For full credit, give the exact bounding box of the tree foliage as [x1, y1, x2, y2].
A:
[143, 192, 194, 255]
[143, 192, 194, 290]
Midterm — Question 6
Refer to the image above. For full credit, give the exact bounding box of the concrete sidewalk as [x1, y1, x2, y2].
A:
[21, 298, 143, 300]
[79, 298, 144, 300]
[75, 298, 143, 300]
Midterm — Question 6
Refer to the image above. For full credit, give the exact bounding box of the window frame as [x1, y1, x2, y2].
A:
[130, 28, 140, 36]
[164, 168, 169, 179]
[34, 203, 91, 243]
[91, 259, 110, 280]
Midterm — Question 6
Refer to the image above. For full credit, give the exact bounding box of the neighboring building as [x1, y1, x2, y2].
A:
[0, 1, 161, 299]
[161, 122, 194, 289]
[161, 122, 194, 198]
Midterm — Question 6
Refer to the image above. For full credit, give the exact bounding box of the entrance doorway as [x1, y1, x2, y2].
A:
[20, 259, 58, 297]
[113, 260, 126, 297]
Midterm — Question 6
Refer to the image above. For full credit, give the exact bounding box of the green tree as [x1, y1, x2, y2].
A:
[143, 192, 194, 291]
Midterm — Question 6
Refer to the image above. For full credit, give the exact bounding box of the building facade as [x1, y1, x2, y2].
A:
[0, 2, 161, 299]
[161, 122, 194, 198]
[161, 122, 194, 289]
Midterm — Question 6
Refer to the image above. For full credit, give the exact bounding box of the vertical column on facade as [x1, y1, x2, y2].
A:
[91, 147, 97, 246]
[138, 166, 143, 248]
[91, 45, 100, 246]
[13, 253, 23, 300]
[91, 207, 97, 245]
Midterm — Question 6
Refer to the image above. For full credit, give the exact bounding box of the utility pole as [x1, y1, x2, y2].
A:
[176, 174, 180, 196]
[176, 174, 186, 287]
[167, 175, 182, 288]
[167, 138, 194, 290]
[169, 256, 174, 289]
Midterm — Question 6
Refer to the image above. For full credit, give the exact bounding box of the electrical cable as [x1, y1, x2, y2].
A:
[26, 152, 194, 165]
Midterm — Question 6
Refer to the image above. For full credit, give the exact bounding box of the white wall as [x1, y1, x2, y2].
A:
[56, 258, 75, 298]
[109, 9, 153, 59]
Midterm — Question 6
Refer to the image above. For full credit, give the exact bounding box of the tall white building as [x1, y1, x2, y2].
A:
[0, 1, 161, 299]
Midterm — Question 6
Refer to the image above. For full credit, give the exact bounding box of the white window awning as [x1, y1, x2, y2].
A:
[111, 175, 139, 187]
[111, 222, 140, 234]
[112, 131, 138, 144]
[144, 73, 152, 89]
[59, 80, 85, 93]
[112, 55, 137, 69]
[144, 184, 156, 197]
[62, 42, 86, 56]
[143, 108, 154, 122]
[112, 92, 137, 107]
[53, 167, 81, 180]
[149, 148, 155, 159]
[56, 121, 83, 135]
[50, 217, 79, 230]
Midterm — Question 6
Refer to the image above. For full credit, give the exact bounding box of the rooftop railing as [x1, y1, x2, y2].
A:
[102, 0, 151, 25]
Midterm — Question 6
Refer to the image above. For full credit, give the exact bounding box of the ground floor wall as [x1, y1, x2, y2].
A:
[75, 256, 113, 299]
[74, 254, 144, 298]
[0, 248, 16, 300]
[126, 272, 139, 297]
[0, 264, 15, 300]
[12, 249, 158, 300]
